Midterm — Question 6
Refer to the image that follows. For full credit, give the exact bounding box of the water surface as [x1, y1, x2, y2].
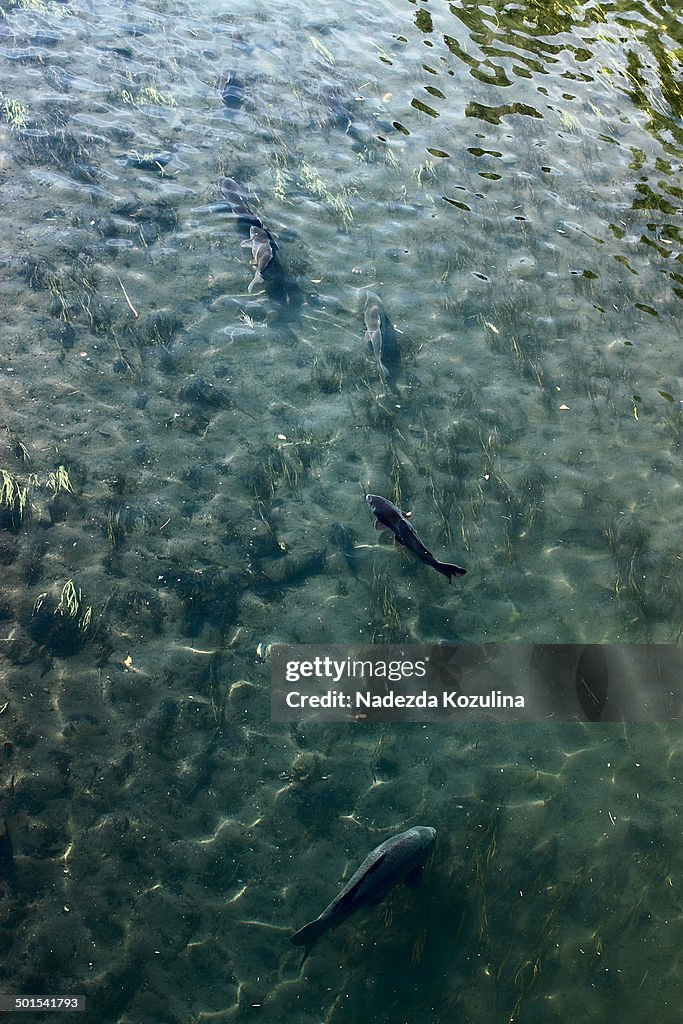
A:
[0, 0, 681, 1020]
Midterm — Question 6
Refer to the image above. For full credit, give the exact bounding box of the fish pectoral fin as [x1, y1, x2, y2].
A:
[404, 865, 424, 890]
[373, 519, 388, 531]
[240, 239, 252, 249]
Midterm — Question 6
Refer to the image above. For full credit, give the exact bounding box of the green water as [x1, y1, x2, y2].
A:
[0, 0, 681, 1020]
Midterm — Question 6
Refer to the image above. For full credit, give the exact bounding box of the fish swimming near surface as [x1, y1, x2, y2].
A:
[240, 224, 276, 292]
[217, 68, 244, 110]
[364, 290, 389, 383]
[218, 177, 263, 230]
[290, 825, 436, 959]
[366, 493, 467, 582]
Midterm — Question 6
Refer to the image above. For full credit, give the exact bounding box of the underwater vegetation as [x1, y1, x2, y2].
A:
[106, 501, 166, 549]
[28, 579, 94, 657]
[0, 465, 74, 532]
[0, 470, 29, 532]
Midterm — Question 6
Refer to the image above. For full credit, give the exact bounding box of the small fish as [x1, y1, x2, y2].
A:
[218, 177, 262, 230]
[364, 290, 388, 382]
[290, 826, 436, 958]
[217, 68, 244, 110]
[240, 225, 276, 292]
[366, 494, 467, 582]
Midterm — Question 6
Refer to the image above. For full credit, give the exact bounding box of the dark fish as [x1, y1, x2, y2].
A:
[364, 290, 388, 382]
[366, 494, 467, 582]
[217, 68, 244, 110]
[218, 176, 263, 230]
[290, 825, 436, 958]
[240, 225, 276, 292]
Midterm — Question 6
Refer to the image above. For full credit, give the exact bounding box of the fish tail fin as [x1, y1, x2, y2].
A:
[434, 559, 467, 583]
[290, 917, 326, 958]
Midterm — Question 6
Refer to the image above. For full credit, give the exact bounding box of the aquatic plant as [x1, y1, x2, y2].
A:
[0, 470, 29, 531]
[110, 199, 179, 248]
[310, 352, 366, 394]
[45, 465, 74, 497]
[30, 579, 94, 657]
[4, 429, 31, 465]
[298, 160, 356, 228]
[370, 566, 403, 641]
[272, 161, 291, 205]
[414, 160, 437, 187]
[0, 94, 28, 130]
[387, 440, 403, 508]
[17, 104, 93, 174]
[250, 432, 321, 506]
[121, 86, 177, 108]
[20, 254, 101, 327]
[603, 512, 650, 628]
[427, 468, 452, 543]
[309, 36, 335, 65]
[106, 502, 165, 549]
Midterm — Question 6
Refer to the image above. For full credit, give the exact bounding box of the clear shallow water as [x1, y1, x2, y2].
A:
[0, 0, 681, 1021]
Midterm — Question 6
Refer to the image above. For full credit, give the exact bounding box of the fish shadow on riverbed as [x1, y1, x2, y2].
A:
[258, 250, 304, 312]
[379, 316, 401, 376]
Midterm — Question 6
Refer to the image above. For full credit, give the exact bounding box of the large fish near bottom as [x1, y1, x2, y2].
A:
[366, 493, 467, 582]
[290, 826, 436, 958]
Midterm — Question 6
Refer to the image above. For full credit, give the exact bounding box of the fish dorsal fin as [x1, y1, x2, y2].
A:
[338, 845, 389, 907]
